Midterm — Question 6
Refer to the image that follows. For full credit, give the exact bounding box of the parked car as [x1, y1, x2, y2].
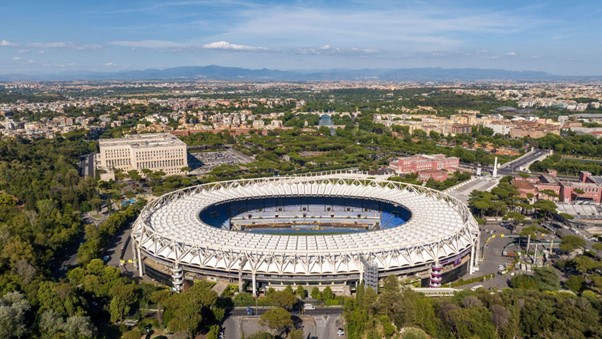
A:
[303, 303, 316, 310]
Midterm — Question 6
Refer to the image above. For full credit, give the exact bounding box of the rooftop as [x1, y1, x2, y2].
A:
[99, 133, 185, 148]
[588, 176, 602, 185]
[512, 178, 536, 190]
[539, 174, 560, 184]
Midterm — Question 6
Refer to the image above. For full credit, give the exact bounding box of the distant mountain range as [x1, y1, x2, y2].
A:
[1, 65, 601, 82]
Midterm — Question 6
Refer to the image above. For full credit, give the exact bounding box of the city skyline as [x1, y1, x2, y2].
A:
[1, 0, 602, 76]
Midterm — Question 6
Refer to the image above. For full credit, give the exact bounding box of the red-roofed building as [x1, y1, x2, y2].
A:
[389, 154, 459, 182]
[389, 154, 459, 174]
[512, 171, 602, 204]
[417, 169, 450, 182]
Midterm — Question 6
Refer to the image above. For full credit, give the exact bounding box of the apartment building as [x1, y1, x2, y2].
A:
[389, 154, 459, 181]
[98, 133, 188, 177]
[390, 154, 460, 174]
[512, 171, 602, 205]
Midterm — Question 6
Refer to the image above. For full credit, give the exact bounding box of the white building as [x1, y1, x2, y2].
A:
[486, 123, 512, 136]
[98, 133, 188, 179]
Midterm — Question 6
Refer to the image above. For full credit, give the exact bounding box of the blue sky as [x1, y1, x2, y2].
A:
[1, 0, 601, 75]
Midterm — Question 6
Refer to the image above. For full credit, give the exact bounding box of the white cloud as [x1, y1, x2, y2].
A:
[202, 41, 266, 51]
[296, 45, 378, 55]
[109, 40, 190, 49]
[4, 41, 97, 50]
[204, 5, 544, 56]
[27, 42, 67, 48]
[0, 39, 17, 46]
[506, 51, 518, 56]
[110, 39, 268, 51]
[11, 56, 22, 61]
[76, 44, 102, 50]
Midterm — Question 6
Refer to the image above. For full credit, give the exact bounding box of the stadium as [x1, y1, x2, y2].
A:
[131, 172, 480, 294]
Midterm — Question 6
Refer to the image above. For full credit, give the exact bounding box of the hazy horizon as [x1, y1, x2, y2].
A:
[2, 1, 602, 76]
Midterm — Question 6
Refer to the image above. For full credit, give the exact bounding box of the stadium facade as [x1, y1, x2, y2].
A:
[131, 173, 480, 293]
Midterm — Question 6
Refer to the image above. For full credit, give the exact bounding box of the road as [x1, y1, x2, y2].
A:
[78, 153, 95, 177]
[104, 221, 137, 277]
[445, 176, 499, 203]
[477, 222, 515, 276]
[223, 307, 343, 339]
[453, 220, 516, 290]
[498, 149, 551, 175]
[459, 219, 566, 290]
[228, 306, 343, 317]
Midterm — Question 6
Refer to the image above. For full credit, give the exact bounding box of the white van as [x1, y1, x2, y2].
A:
[304, 303, 316, 310]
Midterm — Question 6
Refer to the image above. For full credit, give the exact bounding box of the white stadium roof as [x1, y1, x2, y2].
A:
[132, 175, 479, 276]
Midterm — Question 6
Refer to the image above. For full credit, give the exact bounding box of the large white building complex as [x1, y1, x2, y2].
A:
[97, 133, 188, 179]
[131, 172, 480, 294]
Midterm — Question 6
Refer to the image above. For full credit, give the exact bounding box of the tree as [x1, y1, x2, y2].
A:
[532, 200, 557, 218]
[378, 275, 402, 318]
[109, 283, 137, 322]
[122, 329, 142, 339]
[267, 288, 297, 310]
[504, 212, 525, 228]
[520, 297, 556, 337]
[37, 281, 84, 317]
[560, 235, 586, 253]
[510, 274, 539, 290]
[363, 286, 378, 316]
[127, 170, 141, 181]
[539, 189, 559, 198]
[164, 294, 202, 337]
[572, 255, 600, 273]
[260, 307, 293, 338]
[207, 325, 221, 339]
[310, 287, 321, 300]
[535, 268, 562, 291]
[162, 282, 217, 337]
[0, 291, 31, 339]
[471, 200, 492, 218]
[447, 306, 496, 338]
[63, 316, 95, 338]
[490, 304, 510, 333]
[355, 282, 364, 308]
[520, 225, 546, 240]
[39, 310, 64, 339]
[400, 327, 428, 339]
[295, 286, 306, 299]
[565, 275, 585, 293]
[321, 286, 335, 301]
[289, 328, 304, 339]
[150, 289, 171, 324]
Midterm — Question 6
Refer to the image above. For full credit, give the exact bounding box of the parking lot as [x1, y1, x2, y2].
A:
[189, 149, 254, 174]
[222, 313, 343, 339]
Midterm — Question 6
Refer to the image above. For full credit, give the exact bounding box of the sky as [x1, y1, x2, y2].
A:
[1, 0, 601, 75]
